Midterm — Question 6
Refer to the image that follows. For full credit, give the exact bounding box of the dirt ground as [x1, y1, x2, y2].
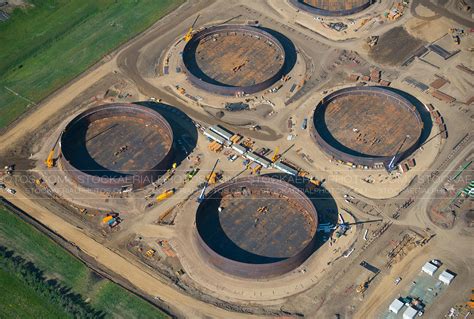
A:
[369, 27, 426, 66]
[1, 0, 473, 318]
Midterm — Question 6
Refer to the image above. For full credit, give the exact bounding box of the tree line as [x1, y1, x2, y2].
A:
[0, 245, 104, 318]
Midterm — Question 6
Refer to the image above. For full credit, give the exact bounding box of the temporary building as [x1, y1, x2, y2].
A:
[422, 261, 439, 276]
[389, 298, 405, 314]
[439, 270, 456, 285]
[403, 306, 419, 319]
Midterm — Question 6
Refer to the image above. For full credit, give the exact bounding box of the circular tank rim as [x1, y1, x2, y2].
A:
[181, 24, 287, 96]
[59, 103, 174, 192]
[289, 0, 372, 16]
[310, 86, 423, 168]
[194, 176, 319, 278]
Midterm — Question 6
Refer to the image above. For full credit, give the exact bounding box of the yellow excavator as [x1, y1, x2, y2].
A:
[45, 135, 61, 169]
[184, 15, 200, 42]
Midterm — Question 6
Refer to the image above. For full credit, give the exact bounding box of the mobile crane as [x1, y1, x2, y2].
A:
[184, 15, 200, 42]
[271, 147, 280, 162]
[387, 135, 410, 172]
[197, 159, 219, 203]
[45, 134, 62, 169]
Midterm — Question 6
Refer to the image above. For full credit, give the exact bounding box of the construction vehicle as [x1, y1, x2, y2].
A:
[45, 134, 61, 168]
[271, 147, 280, 162]
[186, 168, 200, 181]
[367, 36, 379, 47]
[145, 249, 155, 258]
[198, 159, 219, 203]
[103, 215, 113, 224]
[208, 141, 223, 153]
[242, 138, 254, 148]
[102, 212, 119, 224]
[309, 177, 321, 187]
[333, 213, 351, 237]
[109, 217, 122, 228]
[4, 165, 14, 176]
[468, 289, 474, 309]
[388, 135, 410, 172]
[356, 277, 371, 294]
[333, 213, 382, 237]
[249, 162, 262, 175]
[206, 171, 221, 184]
[156, 188, 175, 202]
[184, 15, 200, 42]
[298, 170, 310, 178]
[230, 134, 242, 144]
[257, 206, 268, 214]
[450, 28, 464, 45]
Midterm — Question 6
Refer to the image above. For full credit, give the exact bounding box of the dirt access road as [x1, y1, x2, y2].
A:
[1, 189, 259, 319]
[356, 141, 474, 318]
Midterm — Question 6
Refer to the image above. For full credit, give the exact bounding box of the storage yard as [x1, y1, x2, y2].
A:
[0, 0, 473, 318]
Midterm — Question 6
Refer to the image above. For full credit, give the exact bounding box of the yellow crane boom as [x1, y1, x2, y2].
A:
[45, 134, 61, 169]
[271, 147, 280, 162]
[184, 15, 200, 42]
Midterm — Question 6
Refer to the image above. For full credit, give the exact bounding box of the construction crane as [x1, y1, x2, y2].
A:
[387, 135, 410, 172]
[206, 170, 222, 185]
[280, 143, 295, 157]
[271, 147, 280, 162]
[197, 159, 219, 203]
[45, 134, 62, 168]
[332, 213, 382, 237]
[218, 15, 242, 26]
[184, 15, 200, 42]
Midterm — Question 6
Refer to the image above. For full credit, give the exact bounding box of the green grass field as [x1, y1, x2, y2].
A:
[0, 206, 168, 318]
[0, 267, 70, 319]
[0, 0, 184, 129]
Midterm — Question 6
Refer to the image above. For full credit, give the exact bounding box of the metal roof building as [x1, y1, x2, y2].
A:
[232, 143, 248, 155]
[403, 306, 419, 319]
[203, 128, 225, 144]
[274, 161, 299, 176]
[389, 298, 405, 314]
[210, 125, 234, 141]
[421, 261, 439, 276]
[245, 152, 272, 168]
[439, 270, 456, 285]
